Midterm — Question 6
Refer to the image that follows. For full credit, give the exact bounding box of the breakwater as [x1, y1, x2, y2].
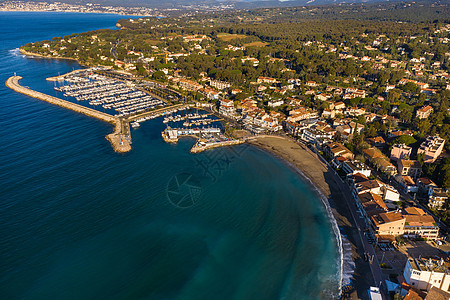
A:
[5, 75, 131, 153]
[190, 139, 244, 153]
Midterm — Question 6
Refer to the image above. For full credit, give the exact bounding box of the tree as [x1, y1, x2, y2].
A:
[391, 135, 416, 146]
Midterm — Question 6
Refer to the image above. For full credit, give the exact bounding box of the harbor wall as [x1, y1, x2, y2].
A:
[6, 75, 131, 153]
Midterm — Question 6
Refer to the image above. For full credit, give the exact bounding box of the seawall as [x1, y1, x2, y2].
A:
[6, 75, 131, 153]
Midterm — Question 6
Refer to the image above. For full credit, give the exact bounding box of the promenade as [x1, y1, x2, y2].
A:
[6, 75, 131, 153]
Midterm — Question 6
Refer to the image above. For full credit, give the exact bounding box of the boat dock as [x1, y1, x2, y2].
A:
[6, 75, 131, 153]
[161, 126, 243, 153]
[126, 104, 190, 122]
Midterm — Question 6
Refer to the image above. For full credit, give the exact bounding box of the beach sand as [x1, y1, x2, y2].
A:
[247, 136, 374, 299]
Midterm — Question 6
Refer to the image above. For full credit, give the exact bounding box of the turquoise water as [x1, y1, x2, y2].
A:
[0, 12, 340, 299]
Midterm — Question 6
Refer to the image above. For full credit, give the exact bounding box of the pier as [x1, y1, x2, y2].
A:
[6, 75, 131, 153]
[126, 103, 189, 122]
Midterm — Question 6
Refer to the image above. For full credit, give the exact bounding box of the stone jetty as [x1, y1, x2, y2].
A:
[6, 75, 131, 153]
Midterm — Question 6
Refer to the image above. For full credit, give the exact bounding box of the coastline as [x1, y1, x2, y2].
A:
[0, 9, 149, 17]
[247, 136, 373, 299]
[18, 43, 368, 297]
[19, 48, 91, 68]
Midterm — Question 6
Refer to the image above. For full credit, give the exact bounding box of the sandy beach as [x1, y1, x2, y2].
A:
[247, 135, 374, 299]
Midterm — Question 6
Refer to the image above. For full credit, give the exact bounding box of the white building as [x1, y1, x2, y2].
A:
[268, 99, 284, 108]
[404, 257, 450, 292]
[219, 99, 236, 117]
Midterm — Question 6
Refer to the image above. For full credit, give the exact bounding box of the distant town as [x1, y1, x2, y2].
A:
[8, 1, 450, 299]
[0, 0, 235, 16]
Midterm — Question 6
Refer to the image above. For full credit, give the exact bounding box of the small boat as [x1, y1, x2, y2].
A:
[131, 121, 140, 129]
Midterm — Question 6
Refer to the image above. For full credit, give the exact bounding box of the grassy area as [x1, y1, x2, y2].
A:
[217, 33, 248, 41]
[243, 41, 269, 47]
[145, 39, 161, 46]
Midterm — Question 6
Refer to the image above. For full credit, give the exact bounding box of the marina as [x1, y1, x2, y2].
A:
[53, 72, 166, 117]
[6, 75, 132, 153]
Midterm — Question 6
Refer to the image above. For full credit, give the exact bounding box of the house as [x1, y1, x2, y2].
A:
[371, 211, 405, 236]
[395, 175, 418, 193]
[403, 256, 450, 292]
[397, 160, 422, 179]
[417, 135, 446, 163]
[324, 142, 354, 160]
[417, 178, 438, 194]
[231, 88, 242, 95]
[315, 93, 332, 101]
[210, 80, 231, 90]
[403, 207, 439, 240]
[363, 147, 397, 177]
[200, 87, 220, 100]
[391, 144, 413, 161]
[389, 130, 414, 139]
[301, 127, 334, 146]
[383, 185, 401, 209]
[416, 105, 434, 119]
[306, 81, 318, 87]
[285, 121, 303, 137]
[367, 136, 386, 149]
[268, 99, 284, 108]
[342, 160, 372, 178]
[257, 76, 277, 84]
[179, 79, 203, 91]
[242, 57, 260, 66]
[334, 101, 346, 110]
[354, 179, 384, 198]
[345, 107, 366, 116]
[322, 109, 335, 119]
[428, 188, 449, 210]
[359, 191, 388, 216]
[365, 113, 378, 123]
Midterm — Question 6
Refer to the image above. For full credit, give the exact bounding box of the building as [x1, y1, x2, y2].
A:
[367, 136, 386, 149]
[428, 188, 449, 210]
[371, 211, 405, 236]
[417, 178, 438, 194]
[398, 160, 422, 179]
[363, 147, 398, 177]
[416, 105, 434, 119]
[394, 175, 419, 193]
[403, 207, 439, 240]
[257, 76, 277, 84]
[219, 99, 236, 117]
[268, 99, 284, 108]
[391, 144, 412, 161]
[342, 160, 372, 178]
[404, 256, 450, 292]
[210, 80, 231, 90]
[417, 135, 446, 163]
[179, 79, 203, 91]
[324, 142, 354, 160]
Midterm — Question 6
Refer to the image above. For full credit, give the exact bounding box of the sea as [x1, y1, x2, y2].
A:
[0, 12, 346, 299]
